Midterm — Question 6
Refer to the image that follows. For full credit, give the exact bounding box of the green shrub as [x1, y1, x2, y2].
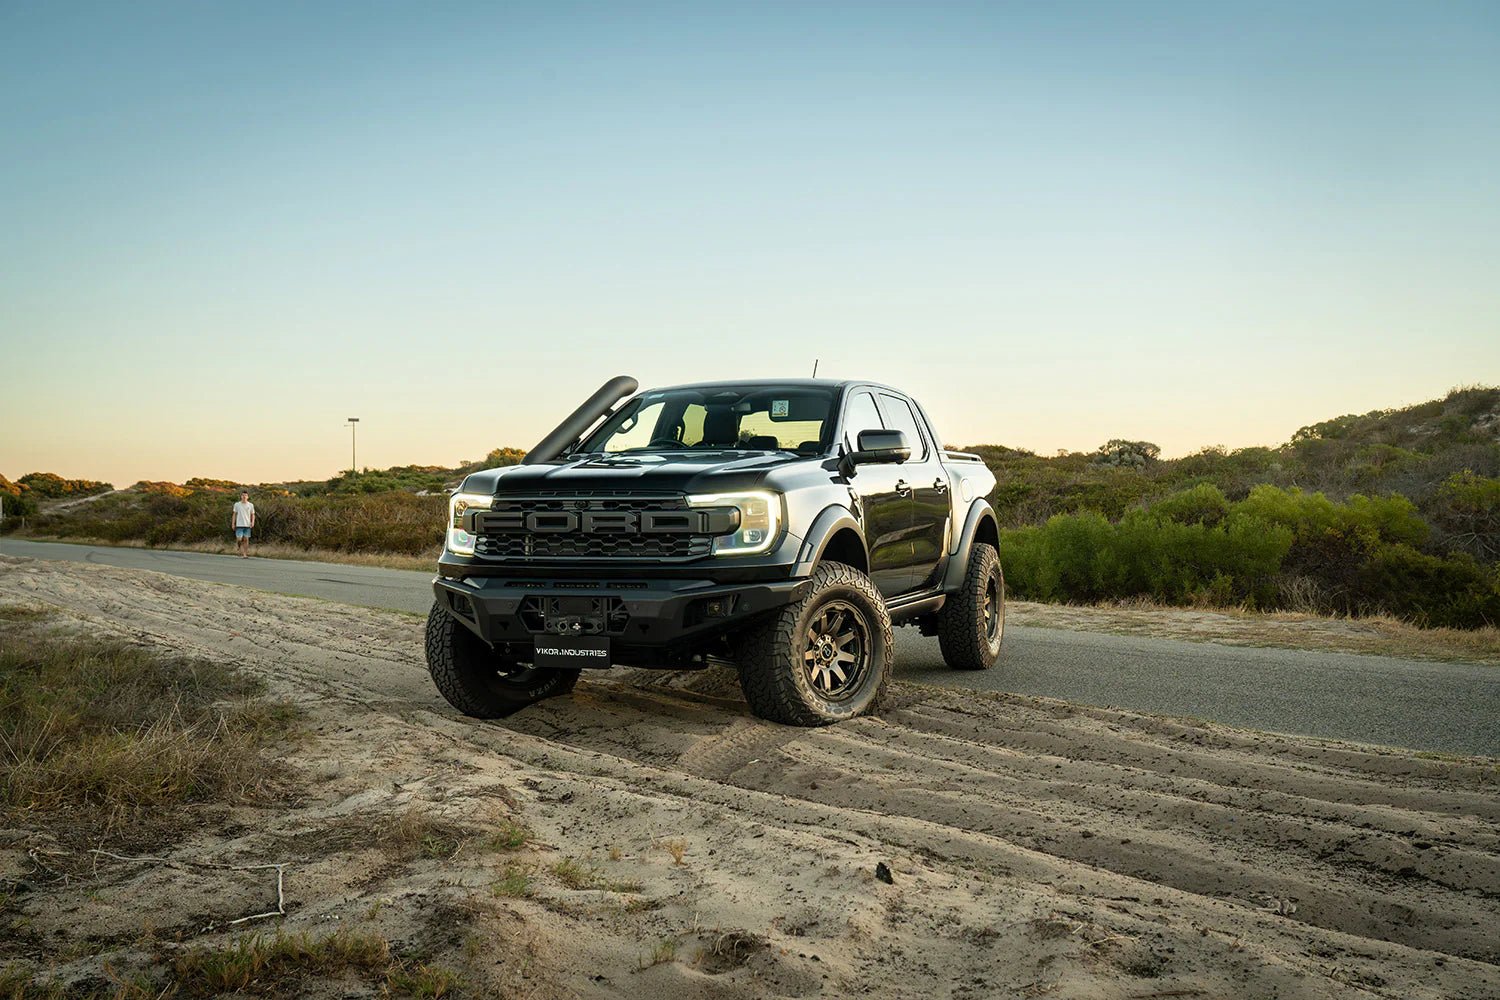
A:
[1148, 483, 1229, 527]
[1355, 545, 1500, 628]
[1431, 471, 1500, 560]
[999, 483, 1496, 626]
[15, 472, 112, 499]
[1001, 498, 1292, 608]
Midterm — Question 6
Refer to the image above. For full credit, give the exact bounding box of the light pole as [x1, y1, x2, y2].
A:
[347, 417, 360, 473]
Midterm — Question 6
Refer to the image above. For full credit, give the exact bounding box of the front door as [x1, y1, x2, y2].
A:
[841, 389, 916, 597]
[878, 392, 950, 593]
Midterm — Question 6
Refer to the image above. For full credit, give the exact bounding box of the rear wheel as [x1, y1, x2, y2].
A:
[425, 602, 579, 718]
[734, 562, 893, 726]
[936, 543, 1004, 670]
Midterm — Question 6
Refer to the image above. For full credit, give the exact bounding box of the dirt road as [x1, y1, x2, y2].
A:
[3, 555, 1497, 999]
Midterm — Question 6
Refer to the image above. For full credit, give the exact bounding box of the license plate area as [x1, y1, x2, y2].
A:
[533, 635, 611, 669]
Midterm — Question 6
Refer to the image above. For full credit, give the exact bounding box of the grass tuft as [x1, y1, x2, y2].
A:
[552, 857, 643, 894]
[641, 936, 677, 968]
[479, 819, 529, 852]
[377, 806, 467, 861]
[492, 862, 534, 899]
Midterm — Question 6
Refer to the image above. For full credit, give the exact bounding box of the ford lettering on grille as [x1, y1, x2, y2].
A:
[466, 496, 736, 560]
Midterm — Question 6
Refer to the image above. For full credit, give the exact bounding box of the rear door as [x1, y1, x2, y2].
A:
[841, 389, 914, 597]
[877, 392, 950, 593]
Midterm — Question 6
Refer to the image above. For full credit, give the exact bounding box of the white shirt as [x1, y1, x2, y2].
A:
[233, 501, 255, 527]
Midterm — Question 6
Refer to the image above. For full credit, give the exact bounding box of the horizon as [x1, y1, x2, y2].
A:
[3, 2, 1497, 486]
[2, 381, 1488, 489]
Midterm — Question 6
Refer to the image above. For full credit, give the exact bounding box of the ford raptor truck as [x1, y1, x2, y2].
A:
[426, 376, 1002, 726]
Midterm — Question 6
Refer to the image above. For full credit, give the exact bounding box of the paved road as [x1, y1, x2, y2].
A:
[6, 538, 1497, 756]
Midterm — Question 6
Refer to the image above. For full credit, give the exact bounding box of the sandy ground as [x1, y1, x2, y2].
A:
[2, 556, 1497, 999]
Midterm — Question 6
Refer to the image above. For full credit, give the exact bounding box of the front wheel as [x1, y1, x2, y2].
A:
[425, 603, 579, 718]
[936, 543, 1004, 670]
[734, 563, 893, 726]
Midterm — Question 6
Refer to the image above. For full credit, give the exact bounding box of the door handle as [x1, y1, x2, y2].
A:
[932, 478, 949, 494]
[895, 479, 911, 497]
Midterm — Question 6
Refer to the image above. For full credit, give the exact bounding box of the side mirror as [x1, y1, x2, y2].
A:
[851, 429, 911, 466]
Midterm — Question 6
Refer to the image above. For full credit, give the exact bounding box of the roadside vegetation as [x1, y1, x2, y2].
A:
[4, 389, 1496, 627]
[989, 387, 1500, 627]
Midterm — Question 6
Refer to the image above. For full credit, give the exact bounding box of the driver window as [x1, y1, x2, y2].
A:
[842, 391, 884, 452]
[877, 393, 929, 461]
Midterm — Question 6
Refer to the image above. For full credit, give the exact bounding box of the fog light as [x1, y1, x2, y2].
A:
[700, 596, 738, 618]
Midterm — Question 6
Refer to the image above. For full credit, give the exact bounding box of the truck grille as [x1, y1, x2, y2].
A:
[471, 494, 714, 562]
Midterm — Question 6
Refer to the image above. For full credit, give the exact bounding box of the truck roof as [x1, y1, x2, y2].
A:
[643, 378, 907, 395]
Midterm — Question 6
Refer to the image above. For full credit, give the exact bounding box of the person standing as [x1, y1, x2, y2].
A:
[231, 491, 256, 558]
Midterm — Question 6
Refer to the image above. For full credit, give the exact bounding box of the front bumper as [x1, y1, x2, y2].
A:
[432, 574, 808, 660]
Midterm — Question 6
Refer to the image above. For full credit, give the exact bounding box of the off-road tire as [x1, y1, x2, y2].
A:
[735, 562, 894, 726]
[425, 602, 579, 718]
[936, 543, 1004, 670]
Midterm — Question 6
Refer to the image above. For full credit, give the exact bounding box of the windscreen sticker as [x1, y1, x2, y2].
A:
[770, 399, 790, 418]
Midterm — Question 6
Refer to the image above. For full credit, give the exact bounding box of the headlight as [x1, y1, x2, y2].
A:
[447, 491, 493, 556]
[688, 491, 782, 556]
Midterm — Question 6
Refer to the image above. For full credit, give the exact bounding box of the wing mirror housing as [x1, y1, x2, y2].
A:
[841, 429, 911, 475]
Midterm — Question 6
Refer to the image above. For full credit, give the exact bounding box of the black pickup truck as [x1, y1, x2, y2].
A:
[427, 376, 1001, 726]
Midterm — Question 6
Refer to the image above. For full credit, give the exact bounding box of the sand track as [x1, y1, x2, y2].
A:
[3, 556, 1497, 999]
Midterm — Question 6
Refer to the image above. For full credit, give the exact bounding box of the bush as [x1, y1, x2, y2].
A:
[1430, 471, 1500, 560]
[1148, 482, 1230, 527]
[1000, 483, 1498, 627]
[1093, 439, 1160, 469]
[1356, 545, 1500, 628]
[1001, 499, 1292, 608]
[15, 472, 112, 499]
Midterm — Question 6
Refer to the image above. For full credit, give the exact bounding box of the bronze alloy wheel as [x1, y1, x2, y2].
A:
[802, 600, 871, 701]
[983, 572, 1002, 643]
[735, 561, 894, 726]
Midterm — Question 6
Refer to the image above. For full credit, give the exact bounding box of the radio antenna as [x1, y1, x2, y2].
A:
[811, 358, 820, 377]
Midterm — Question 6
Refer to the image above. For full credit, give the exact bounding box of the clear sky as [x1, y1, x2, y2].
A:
[2, 1, 1497, 486]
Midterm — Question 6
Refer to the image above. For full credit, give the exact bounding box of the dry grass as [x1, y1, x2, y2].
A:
[15, 534, 437, 572]
[0, 627, 301, 827]
[641, 936, 677, 968]
[374, 806, 470, 861]
[172, 930, 392, 995]
[1, 929, 464, 998]
[171, 930, 463, 998]
[1012, 599, 1500, 665]
[0, 605, 53, 623]
[551, 857, 643, 893]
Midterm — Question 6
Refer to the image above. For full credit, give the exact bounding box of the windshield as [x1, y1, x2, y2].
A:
[577, 384, 838, 456]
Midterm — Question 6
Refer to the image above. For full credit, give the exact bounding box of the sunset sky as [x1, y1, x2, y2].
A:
[2, 1, 1497, 487]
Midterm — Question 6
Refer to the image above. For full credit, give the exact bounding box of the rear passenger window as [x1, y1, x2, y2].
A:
[842, 391, 884, 452]
[878, 394, 928, 461]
